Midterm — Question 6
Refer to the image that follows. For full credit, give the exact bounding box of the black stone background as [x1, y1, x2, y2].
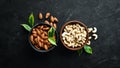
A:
[0, 0, 120, 68]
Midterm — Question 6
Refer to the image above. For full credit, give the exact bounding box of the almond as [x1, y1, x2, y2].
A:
[44, 20, 49, 24]
[50, 22, 53, 26]
[34, 38, 38, 44]
[30, 35, 34, 44]
[44, 45, 48, 50]
[38, 41, 43, 47]
[36, 28, 40, 35]
[35, 45, 40, 49]
[45, 12, 50, 18]
[53, 23, 57, 29]
[32, 30, 37, 34]
[39, 13, 43, 19]
[43, 27, 49, 31]
[32, 33, 37, 37]
[50, 16, 54, 22]
[54, 17, 58, 22]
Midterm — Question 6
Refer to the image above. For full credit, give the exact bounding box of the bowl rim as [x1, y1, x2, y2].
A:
[60, 20, 89, 51]
[28, 23, 57, 52]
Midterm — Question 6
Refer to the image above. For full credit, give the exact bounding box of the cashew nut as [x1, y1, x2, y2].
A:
[92, 27, 97, 33]
[92, 34, 98, 40]
[88, 28, 93, 33]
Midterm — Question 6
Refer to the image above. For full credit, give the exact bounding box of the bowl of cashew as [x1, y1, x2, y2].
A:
[60, 20, 89, 51]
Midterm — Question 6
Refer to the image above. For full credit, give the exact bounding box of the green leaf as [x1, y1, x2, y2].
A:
[48, 27, 55, 37]
[48, 37, 57, 46]
[84, 45, 92, 54]
[21, 24, 31, 31]
[28, 13, 34, 27]
[77, 49, 83, 56]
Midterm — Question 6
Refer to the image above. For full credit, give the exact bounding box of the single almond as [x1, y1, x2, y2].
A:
[38, 41, 43, 47]
[53, 23, 57, 29]
[43, 27, 50, 31]
[30, 35, 34, 44]
[45, 12, 50, 18]
[44, 45, 48, 50]
[35, 45, 40, 49]
[43, 40, 49, 43]
[36, 28, 40, 35]
[50, 22, 53, 26]
[44, 20, 49, 24]
[39, 13, 43, 19]
[34, 38, 38, 44]
[32, 30, 37, 34]
[54, 17, 58, 22]
[50, 16, 54, 22]
[32, 33, 37, 37]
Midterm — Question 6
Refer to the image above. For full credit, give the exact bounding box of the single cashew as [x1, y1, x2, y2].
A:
[92, 27, 97, 33]
[88, 28, 93, 33]
[89, 36, 92, 39]
[86, 41, 91, 45]
[92, 34, 98, 40]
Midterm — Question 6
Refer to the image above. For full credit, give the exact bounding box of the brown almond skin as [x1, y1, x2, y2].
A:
[54, 17, 58, 22]
[50, 22, 53, 26]
[45, 12, 50, 18]
[39, 38, 43, 42]
[35, 45, 40, 49]
[50, 16, 54, 22]
[44, 20, 49, 24]
[30, 35, 34, 44]
[44, 45, 48, 50]
[39, 13, 43, 19]
[41, 33, 48, 39]
[44, 32, 48, 36]
[42, 27, 49, 31]
[40, 26, 44, 29]
[36, 28, 40, 35]
[32, 33, 37, 37]
[32, 30, 37, 34]
[38, 41, 43, 47]
[40, 30, 44, 34]
[34, 38, 38, 44]
[53, 23, 57, 29]
[43, 40, 49, 43]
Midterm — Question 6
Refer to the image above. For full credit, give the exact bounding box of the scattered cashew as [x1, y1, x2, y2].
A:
[88, 28, 93, 33]
[86, 41, 91, 45]
[92, 34, 98, 40]
[92, 27, 97, 33]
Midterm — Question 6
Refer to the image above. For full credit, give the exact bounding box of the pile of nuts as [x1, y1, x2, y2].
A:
[39, 12, 58, 29]
[62, 24, 88, 48]
[30, 25, 54, 50]
[87, 27, 98, 45]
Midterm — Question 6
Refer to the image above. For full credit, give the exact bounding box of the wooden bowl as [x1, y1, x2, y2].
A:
[28, 23, 58, 52]
[60, 20, 89, 51]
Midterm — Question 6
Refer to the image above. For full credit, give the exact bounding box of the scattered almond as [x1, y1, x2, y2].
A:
[50, 16, 54, 22]
[45, 12, 50, 18]
[39, 13, 43, 19]
[54, 17, 58, 22]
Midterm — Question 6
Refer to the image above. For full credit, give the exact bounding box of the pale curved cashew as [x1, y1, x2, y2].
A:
[92, 34, 98, 40]
[92, 27, 97, 33]
[88, 28, 93, 33]
[89, 36, 92, 39]
[86, 41, 91, 45]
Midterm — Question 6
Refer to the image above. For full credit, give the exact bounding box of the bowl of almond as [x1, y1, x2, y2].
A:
[29, 23, 57, 52]
[60, 20, 89, 50]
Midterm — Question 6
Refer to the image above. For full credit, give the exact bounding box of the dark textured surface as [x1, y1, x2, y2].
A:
[0, 0, 120, 68]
